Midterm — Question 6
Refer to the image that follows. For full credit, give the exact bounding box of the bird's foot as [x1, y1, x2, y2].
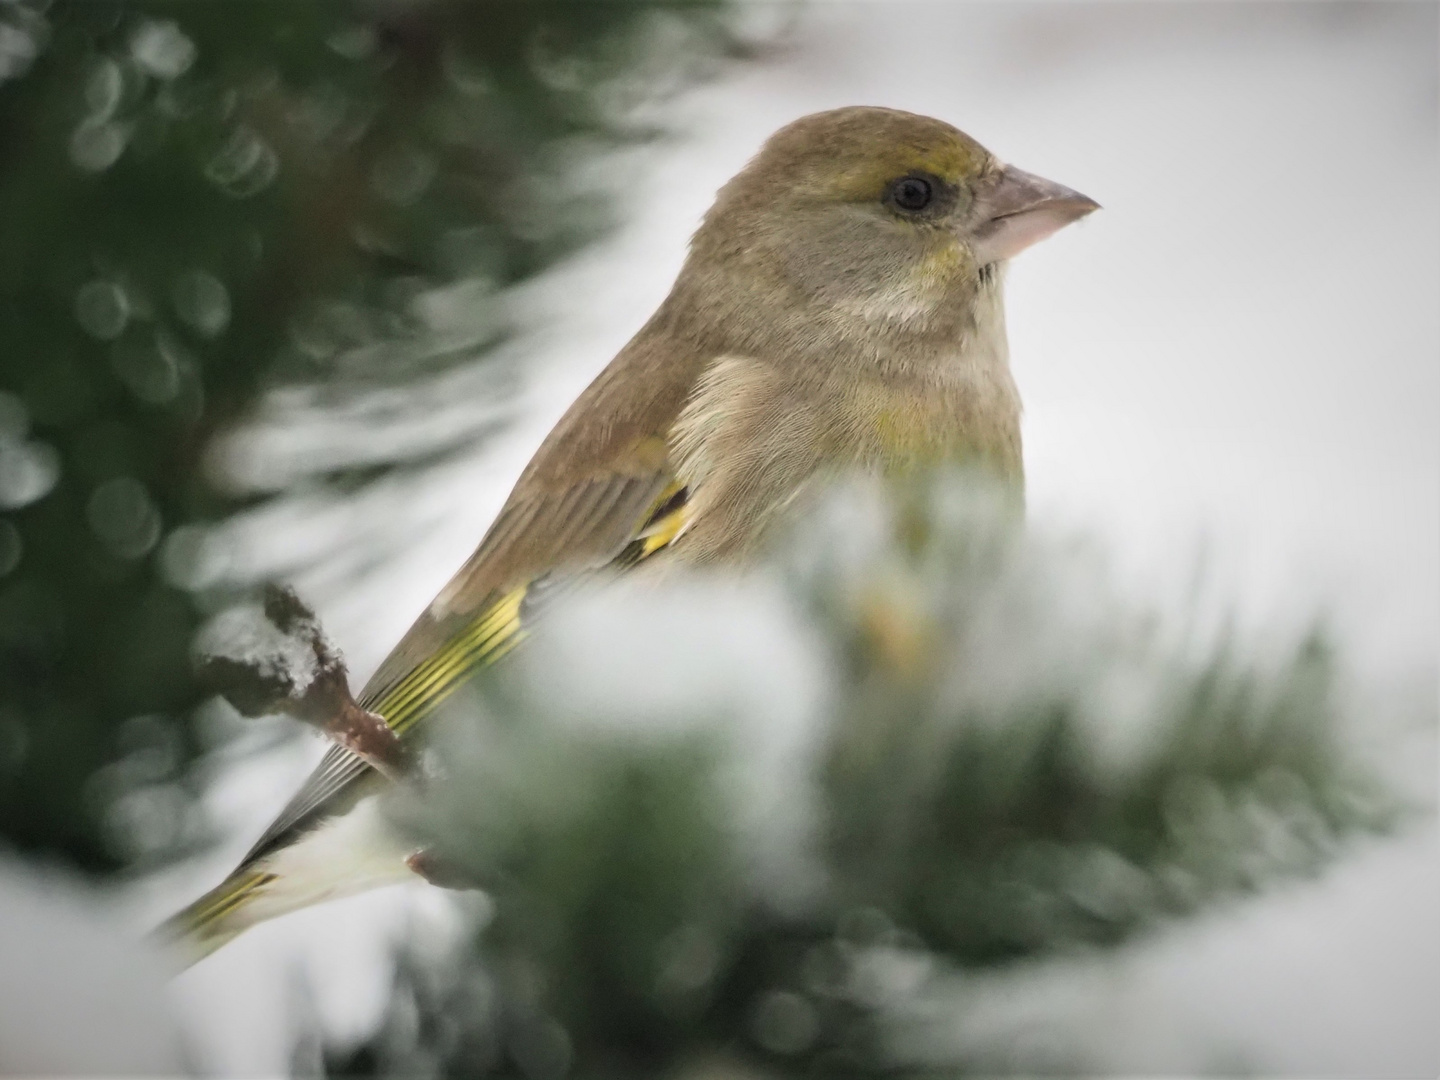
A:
[406, 848, 481, 890]
[317, 695, 413, 782]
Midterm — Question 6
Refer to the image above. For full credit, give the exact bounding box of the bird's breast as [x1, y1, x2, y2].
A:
[839, 362, 1023, 476]
[667, 347, 1021, 562]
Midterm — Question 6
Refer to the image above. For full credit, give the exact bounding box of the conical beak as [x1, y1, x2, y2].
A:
[969, 164, 1099, 265]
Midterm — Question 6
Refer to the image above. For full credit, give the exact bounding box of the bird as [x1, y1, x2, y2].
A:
[164, 106, 1098, 961]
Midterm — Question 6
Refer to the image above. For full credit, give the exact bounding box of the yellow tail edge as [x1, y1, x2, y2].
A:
[154, 869, 277, 967]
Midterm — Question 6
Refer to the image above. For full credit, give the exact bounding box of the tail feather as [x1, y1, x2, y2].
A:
[156, 796, 419, 967]
[155, 870, 278, 965]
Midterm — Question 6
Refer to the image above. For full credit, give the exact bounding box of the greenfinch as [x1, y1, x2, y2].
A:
[168, 106, 1097, 960]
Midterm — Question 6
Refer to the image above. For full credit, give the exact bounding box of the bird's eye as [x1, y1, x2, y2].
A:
[889, 175, 934, 212]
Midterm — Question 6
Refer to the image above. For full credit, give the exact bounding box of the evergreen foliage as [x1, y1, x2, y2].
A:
[0, 0, 739, 872]
[320, 474, 1407, 1078]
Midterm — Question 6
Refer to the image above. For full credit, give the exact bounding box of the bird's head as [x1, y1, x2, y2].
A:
[690, 106, 1098, 333]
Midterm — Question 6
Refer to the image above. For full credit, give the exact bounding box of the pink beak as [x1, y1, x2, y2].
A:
[969, 164, 1099, 264]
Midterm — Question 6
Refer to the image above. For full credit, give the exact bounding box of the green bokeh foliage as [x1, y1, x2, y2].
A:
[0, 0, 736, 872]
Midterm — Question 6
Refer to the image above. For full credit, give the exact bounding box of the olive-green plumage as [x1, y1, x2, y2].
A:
[165, 106, 1097, 962]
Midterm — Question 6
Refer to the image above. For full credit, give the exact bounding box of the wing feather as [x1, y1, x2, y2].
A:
[238, 469, 681, 867]
[233, 315, 715, 871]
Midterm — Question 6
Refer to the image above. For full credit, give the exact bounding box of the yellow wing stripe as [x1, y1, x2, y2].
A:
[382, 588, 522, 722]
[371, 586, 528, 736]
[358, 487, 688, 748]
[390, 587, 525, 731]
[640, 502, 689, 556]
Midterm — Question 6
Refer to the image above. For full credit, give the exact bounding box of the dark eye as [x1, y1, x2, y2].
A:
[889, 175, 933, 212]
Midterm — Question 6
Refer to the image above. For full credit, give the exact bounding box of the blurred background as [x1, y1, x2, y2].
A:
[0, 1, 1435, 1076]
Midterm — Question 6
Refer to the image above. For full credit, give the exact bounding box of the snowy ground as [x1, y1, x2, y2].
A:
[5, 4, 1434, 1076]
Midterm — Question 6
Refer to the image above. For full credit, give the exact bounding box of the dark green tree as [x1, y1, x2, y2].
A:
[0, 0, 742, 872]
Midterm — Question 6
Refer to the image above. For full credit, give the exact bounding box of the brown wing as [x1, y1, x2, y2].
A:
[358, 434, 675, 712]
[239, 323, 709, 867]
